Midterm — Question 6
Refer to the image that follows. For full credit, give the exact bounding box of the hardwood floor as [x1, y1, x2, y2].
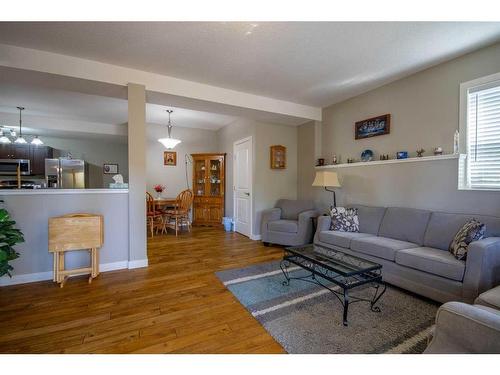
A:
[0, 227, 286, 353]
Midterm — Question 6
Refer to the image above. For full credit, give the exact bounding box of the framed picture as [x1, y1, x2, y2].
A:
[164, 151, 177, 166]
[355, 114, 391, 140]
[103, 163, 119, 174]
[270, 145, 286, 169]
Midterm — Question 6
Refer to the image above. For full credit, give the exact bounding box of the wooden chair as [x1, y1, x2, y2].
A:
[146, 192, 165, 236]
[163, 189, 194, 236]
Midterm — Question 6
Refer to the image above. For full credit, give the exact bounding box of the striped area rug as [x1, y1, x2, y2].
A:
[216, 261, 439, 354]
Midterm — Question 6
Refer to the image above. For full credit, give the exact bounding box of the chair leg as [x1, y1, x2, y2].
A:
[175, 217, 179, 237]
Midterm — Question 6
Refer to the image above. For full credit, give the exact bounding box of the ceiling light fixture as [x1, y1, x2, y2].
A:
[158, 109, 181, 149]
[31, 135, 43, 146]
[0, 127, 11, 144]
[14, 106, 27, 144]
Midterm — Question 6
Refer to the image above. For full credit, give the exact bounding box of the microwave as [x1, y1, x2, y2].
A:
[0, 159, 31, 175]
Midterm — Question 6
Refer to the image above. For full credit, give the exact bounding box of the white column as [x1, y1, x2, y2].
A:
[127, 83, 148, 268]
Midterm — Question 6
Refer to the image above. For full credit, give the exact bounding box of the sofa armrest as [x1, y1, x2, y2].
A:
[314, 215, 331, 243]
[463, 237, 500, 302]
[260, 208, 282, 241]
[296, 210, 318, 244]
[424, 301, 500, 353]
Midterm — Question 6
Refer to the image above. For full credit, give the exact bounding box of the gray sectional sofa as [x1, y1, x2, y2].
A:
[314, 206, 500, 303]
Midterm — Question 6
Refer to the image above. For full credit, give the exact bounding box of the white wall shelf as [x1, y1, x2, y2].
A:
[315, 154, 461, 169]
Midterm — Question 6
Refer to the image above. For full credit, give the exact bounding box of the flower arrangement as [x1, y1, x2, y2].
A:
[153, 184, 165, 193]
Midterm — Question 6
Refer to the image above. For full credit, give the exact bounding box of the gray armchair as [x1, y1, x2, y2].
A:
[261, 199, 317, 246]
[424, 285, 500, 353]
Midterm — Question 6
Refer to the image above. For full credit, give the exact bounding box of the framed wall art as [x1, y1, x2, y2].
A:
[355, 114, 391, 140]
[164, 151, 177, 166]
[103, 163, 119, 174]
[270, 145, 286, 169]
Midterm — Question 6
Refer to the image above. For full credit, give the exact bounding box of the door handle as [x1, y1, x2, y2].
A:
[244, 192, 250, 196]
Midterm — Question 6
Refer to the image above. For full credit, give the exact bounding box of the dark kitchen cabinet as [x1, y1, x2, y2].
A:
[0, 144, 53, 175]
[0, 144, 12, 159]
[0, 144, 30, 159]
[30, 146, 53, 175]
[12, 144, 30, 160]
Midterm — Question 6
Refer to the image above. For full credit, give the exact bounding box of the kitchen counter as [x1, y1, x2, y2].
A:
[0, 188, 128, 195]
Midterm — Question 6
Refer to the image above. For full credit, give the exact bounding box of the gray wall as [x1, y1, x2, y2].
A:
[217, 118, 298, 236]
[146, 124, 218, 197]
[298, 42, 500, 215]
[43, 135, 128, 188]
[0, 191, 129, 285]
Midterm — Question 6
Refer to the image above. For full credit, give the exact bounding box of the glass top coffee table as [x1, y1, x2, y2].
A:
[280, 243, 387, 326]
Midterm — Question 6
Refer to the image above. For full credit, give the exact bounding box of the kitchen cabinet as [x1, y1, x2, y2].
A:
[0, 144, 31, 159]
[0, 144, 53, 175]
[191, 153, 225, 226]
[30, 146, 54, 175]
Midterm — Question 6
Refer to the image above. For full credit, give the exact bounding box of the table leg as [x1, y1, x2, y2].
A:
[343, 289, 349, 326]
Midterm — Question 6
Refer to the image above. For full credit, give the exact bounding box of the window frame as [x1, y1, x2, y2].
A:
[458, 72, 500, 191]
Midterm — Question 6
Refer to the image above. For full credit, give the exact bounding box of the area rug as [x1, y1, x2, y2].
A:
[216, 261, 439, 354]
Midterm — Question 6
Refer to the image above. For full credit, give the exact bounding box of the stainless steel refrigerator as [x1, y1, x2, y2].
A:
[45, 158, 88, 189]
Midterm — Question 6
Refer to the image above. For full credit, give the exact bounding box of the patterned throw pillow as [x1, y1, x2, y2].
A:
[330, 207, 359, 232]
[449, 219, 486, 261]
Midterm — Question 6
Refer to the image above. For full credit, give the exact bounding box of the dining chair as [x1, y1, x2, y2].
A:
[146, 192, 165, 237]
[164, 189, 194, 236]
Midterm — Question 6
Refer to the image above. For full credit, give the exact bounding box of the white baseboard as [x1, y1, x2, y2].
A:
[0, 259, 148, 287]
[0, 270, 54, 286]
[128, 258, 148, 269]
[250, 234, 261, 241]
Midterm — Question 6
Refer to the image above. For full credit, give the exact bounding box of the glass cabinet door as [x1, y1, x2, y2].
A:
[209, 158, 222, 196]
[194, 159, 206, 196]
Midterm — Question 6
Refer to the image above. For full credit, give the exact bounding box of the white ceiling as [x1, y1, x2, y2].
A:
[0, 22, 499, 107]
[0, 83, 237, 132]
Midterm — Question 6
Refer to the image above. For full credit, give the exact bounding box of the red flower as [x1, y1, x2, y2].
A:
[153, 184, 165, 193]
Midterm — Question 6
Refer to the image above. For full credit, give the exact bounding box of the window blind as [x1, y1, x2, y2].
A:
[467, 83, 500, 189]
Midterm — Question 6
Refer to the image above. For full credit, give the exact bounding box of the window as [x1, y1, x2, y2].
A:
[459, 73, 500, 190]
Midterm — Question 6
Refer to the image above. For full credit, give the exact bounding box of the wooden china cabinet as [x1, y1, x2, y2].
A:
[191, 153, 226, 226]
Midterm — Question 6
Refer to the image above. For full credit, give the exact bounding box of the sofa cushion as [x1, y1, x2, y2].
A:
[276, 199, 315, 220]
[424, 212, 500, 251]
[378, 207, 431, 245]
[350, 205, 386, 235]
[449, 219, 486, 261]
[329, 207, 359, 232]
[318, 231, 374, 248]
[350, 236, 419, 261]
[395, 247, 465, 282]
[475, 285, 500, 310]
[268, 219, 298, 233]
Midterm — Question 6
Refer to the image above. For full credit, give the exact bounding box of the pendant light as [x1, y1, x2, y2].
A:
[31, 135, 44, 146]
[0, 127, 11, 144]
[158, 109, 181, 149]
[14, 106, 27, 144]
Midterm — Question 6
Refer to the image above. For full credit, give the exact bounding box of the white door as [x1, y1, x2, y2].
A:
[233, 137, 252, 237]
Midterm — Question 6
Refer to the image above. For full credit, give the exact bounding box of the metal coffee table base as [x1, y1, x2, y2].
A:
[280, 259, 387, 326]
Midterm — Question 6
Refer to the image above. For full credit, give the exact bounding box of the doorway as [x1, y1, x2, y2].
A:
[233, 136, 253, 238]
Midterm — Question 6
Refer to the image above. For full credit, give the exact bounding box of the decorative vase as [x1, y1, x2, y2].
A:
[156, 191, 162, 200]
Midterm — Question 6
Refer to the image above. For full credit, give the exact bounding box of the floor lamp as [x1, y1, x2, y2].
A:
[312, 170, 341, 208]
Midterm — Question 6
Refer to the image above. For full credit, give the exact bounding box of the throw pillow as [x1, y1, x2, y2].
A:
[330, 207, 359, 232]
[449, 219, 486, 261]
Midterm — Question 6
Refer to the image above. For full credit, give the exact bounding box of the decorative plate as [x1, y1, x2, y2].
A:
[361, 149, 374, 162]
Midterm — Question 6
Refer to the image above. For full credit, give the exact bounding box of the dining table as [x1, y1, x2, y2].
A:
[154, 197, 177, 210]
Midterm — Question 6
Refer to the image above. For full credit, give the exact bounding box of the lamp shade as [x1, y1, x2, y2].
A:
[312, 170, 341, 187]
[158, 137, 181, 149]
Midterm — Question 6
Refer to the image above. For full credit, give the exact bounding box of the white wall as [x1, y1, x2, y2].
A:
[217, 118, 298, 236]
[146, 124, 218, 197]
[298, 42, 500, 215]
